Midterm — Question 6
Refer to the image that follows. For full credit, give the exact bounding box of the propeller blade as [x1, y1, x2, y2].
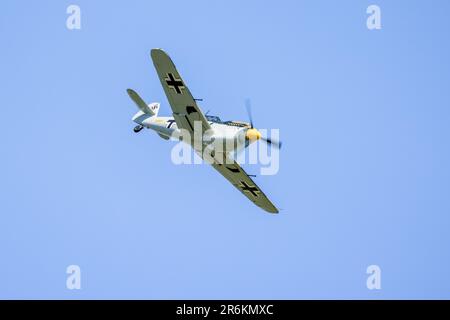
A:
[261, 137, 282, 149]
[245, 98, 254, 129]
[244, 98, 282, 148]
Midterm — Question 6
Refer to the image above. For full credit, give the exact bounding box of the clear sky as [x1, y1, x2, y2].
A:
[1, 0, 450, 299]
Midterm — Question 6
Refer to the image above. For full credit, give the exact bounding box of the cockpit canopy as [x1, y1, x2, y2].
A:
[205, 115, 222, 123]
[205, 115, 250, 128]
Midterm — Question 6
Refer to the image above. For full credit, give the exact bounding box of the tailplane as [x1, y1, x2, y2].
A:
[127, 89, 159, 116]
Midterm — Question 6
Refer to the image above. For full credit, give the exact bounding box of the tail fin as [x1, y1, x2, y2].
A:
[127, 89, 160, 116]
[147, 102, 160, 117]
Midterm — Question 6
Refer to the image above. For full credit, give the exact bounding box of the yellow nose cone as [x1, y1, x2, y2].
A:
[246, 128, 261, 141]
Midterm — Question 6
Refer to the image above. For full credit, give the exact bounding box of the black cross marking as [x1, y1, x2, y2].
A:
[239, 181, 260, 197]
[165, 73, 185, 94]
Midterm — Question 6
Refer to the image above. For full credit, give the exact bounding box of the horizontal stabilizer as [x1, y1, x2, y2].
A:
[127, 89, 159, 116]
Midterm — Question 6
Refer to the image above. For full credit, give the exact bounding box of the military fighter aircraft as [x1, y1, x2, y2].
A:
[127, 49, 281, 213]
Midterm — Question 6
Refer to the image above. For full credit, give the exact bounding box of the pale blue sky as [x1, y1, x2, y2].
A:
[1, 0, 450, 299]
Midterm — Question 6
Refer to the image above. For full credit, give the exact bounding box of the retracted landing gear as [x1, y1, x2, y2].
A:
[133, 125, 144, 133]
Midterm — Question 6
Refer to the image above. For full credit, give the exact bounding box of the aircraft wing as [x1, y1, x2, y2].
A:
[151, 48, 211, 135]
[210, 154, 279, 214]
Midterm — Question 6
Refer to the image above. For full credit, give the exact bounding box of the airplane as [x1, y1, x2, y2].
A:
[127, 49, 281, 213]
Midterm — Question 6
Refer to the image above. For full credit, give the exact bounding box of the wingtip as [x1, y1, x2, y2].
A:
[265, 207, 279, 214]
[150, 48, 167, 59]
[126, 88, 136, 97]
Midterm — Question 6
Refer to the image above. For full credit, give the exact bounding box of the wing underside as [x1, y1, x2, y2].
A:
[210, 153, 279, 214]
[150, 49, 211, 135]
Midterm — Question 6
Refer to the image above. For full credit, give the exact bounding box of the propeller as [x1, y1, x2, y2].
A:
[261, 136, 282, 149]
[244, 98, 282, 149]
[245, 99, 254, 129]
